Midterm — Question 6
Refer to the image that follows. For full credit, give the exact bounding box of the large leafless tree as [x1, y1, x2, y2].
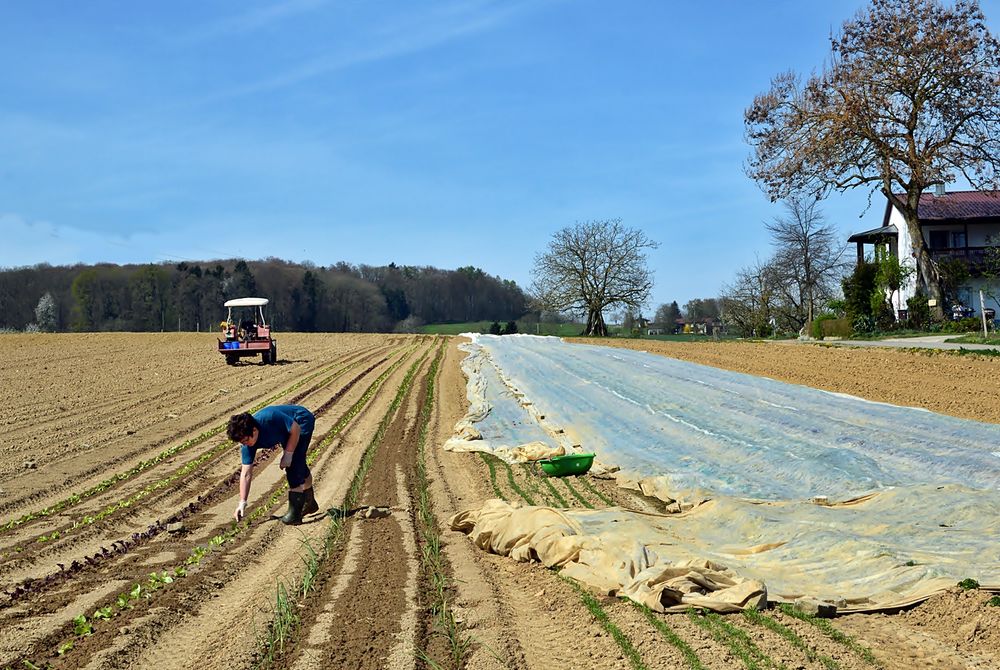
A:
[531, 219, 658, 336]
[746, 0, 1000, 318]
[720, 257, 780, 337]
[766, 197, 849, 326]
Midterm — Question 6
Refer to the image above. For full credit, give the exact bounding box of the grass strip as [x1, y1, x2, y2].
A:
[777, 604, 881, 667]
[578, 476, 614, 506]
[743, 608, 838, 670]
[478, 453, 506, 501]
[0, 352, 372, 536]
[687, 609, 781, 670]
[560, 477, 593, 508]
[559, 574, 648, 670]
[627, 599, 706, 670]
[256, 347, 427, 669]
[19, 349, 414, 669]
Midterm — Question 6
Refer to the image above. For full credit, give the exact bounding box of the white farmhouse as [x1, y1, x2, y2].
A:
[848, 189, 1000, 320]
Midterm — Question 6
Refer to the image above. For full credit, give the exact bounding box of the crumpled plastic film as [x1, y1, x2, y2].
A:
[444, 340, 576, 463]
[450, 500, 767, 613]
[448, 335, 1000, 611]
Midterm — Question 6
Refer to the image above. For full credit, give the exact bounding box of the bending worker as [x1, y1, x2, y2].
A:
[226, 405, 319, 525]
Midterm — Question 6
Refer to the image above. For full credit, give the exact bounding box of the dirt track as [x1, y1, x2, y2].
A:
[1, 332, 998, 670]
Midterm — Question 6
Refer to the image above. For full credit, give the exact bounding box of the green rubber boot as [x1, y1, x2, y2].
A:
[302, 487, 319, 515]
[280, 491, 306, 525]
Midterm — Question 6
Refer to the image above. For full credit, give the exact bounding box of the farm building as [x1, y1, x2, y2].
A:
[848, 189, 1000, 320]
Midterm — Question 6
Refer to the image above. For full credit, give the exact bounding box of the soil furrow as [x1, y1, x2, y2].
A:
[5, 333, 1000, 670]
[0, 340, 387, 523]
[0, 341, 428, 668]
[282, 349, 431, 670]
[0, 351, 403, 610]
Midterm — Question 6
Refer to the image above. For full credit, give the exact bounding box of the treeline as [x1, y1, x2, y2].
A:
[0, 259, 528, 333]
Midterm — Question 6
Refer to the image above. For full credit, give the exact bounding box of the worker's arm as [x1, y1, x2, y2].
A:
[279, 421, 301, 469]
[235, 464, 254, 521]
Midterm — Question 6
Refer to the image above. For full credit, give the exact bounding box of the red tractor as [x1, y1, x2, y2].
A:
[218, 297, 277, 365]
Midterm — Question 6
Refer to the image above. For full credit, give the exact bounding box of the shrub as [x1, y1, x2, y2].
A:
[852, 314, 876, 335]
[842, 262, 877, 323]
[502, 320, 518, 335]
[874, 304, 896, 332]
[488, 321, 502, 335]
[957, 317, 982, 332]
[825, 299, 847, 318]
[940, 317, 981, 333]
[905, 295, 930, 330]
[819, 317, 853, 338]
[809, 313, 837, 339]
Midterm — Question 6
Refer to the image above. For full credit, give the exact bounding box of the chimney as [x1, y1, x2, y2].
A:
[934, 183, 946, 197]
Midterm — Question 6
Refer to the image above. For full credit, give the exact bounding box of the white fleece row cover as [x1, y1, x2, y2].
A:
[447, 334, 1000, 610]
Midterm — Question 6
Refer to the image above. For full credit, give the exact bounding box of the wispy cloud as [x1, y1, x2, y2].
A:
[181, 0, 330, 42]
[190, 0, 540, 105]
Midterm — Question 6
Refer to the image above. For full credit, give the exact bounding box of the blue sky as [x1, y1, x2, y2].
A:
[2, 0, 998, 311]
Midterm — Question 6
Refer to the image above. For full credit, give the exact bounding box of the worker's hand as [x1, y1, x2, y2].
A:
[234, 500, 247, 521]
[279, 450, 294, 469]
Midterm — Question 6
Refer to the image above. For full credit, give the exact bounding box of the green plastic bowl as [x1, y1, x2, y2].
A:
[538, 453, 595, 477]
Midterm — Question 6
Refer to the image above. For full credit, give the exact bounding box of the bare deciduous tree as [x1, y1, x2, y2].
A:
[746, 0, 1000, 318]
[766, 197, 849, 327]
[531, 219, 658, 336]
[721, 258, 781, 337]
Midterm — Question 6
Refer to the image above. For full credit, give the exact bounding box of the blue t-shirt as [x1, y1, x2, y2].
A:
[240, 405, 315, 466]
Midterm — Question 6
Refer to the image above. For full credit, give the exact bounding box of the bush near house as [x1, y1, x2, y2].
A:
[808, 317, 852, 339]
[939, 317, 982, 333]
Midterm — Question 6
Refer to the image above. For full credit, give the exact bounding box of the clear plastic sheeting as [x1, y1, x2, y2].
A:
[464, 334, 1000, 502]
[448, 335, 1000, 610]
[444, 340, 573, 463]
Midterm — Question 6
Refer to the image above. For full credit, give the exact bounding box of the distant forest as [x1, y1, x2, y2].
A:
[0, 259, 529, 333]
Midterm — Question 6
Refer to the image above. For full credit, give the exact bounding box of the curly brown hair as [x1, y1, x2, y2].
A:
[227, 412, 258, 442]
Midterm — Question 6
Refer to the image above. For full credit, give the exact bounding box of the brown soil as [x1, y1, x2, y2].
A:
[1, 332, 997, 670]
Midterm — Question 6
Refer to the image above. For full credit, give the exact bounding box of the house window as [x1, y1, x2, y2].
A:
[952, 231, 966, 248]
[929, 230, 948, 248]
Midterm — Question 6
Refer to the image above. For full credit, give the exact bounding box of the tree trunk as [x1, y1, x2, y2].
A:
[584, 308, 608, 336]
[901, 210, 944, 320]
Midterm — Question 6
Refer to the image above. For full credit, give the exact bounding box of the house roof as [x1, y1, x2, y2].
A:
[882, 190, 1000, 224]
[917, 190, 1000, 220]
[848, 225, 897, 243]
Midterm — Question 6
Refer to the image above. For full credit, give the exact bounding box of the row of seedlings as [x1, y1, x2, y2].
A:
[4, 354, 395, 605]
[0, 344, 387, 544]
[253, 346, 433, 669]
[9, 347, 417, 669]
[483, 453, 886, 669]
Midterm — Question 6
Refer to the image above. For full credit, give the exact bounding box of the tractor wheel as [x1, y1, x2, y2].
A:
[269, 342, 277, 365]
[226, 353, 237, 366]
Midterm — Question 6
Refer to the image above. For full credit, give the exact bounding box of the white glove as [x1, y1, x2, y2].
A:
[234, 500, 247, 521]
[279, 450, 294, 469]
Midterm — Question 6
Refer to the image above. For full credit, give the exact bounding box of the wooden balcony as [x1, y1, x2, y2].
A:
[927, 246, 995, 270]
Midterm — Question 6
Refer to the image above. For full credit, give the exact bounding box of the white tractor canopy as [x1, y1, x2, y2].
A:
[224, 297, 269, 307]
[224, 297, 269, 327]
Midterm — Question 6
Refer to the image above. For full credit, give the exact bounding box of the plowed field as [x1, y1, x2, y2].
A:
[1, 332, 998, 670]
